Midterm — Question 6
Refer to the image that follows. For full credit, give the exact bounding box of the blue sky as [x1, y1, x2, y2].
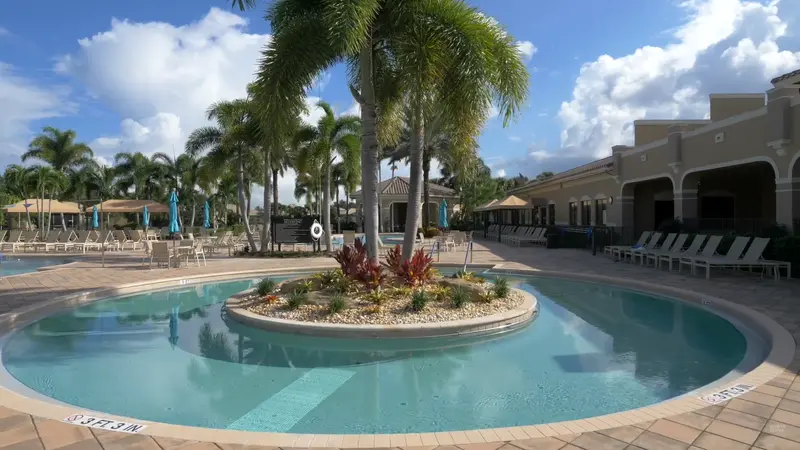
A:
[1, 0, 798, 203]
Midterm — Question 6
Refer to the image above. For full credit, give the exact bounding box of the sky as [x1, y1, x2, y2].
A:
[1, 0, 799, 205]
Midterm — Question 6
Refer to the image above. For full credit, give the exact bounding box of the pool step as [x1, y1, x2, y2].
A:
[226, 368, 354, 432]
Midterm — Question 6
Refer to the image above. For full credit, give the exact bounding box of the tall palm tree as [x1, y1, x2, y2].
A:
[248, 0, 527, 260]
[387, 109, 455, 228]
[115, 151, 163, 224]
[186, 99, 261, 251]
[29, 166, 66, 233]
[293, 101, 360, 251]
[152, 152, 202, 227]
[3, 165, 34, 229]
[22, 127, 93, 173]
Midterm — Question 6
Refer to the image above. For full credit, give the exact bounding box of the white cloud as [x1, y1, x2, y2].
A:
[508, 136, 522, 142]
[311, 71, 332, 93]
[55, 7, 325, 204]
[342, 101, 360, 117]
[557, 0, 800, 160]
[495, 169, 506, 178]
[488, 105, 499, 119]
[0, 62, 76, 168]
[515, 40, 537, 62]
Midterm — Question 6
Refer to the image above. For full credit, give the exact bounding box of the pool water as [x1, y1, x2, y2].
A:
[1, 274, 759, 434]
[332, 233, 405, 246]
[0, 257, 70, 277]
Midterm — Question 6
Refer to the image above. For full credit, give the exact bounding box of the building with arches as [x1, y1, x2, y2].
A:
[508, 69, 800, 236]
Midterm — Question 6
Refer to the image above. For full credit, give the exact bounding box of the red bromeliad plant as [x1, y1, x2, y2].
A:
[382, 245, 403, 275]
[356, 259, 387, 291]
[397, 248, 434, 286]
[333, 240, 368, 278]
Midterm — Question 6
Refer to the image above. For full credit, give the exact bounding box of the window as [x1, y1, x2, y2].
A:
[548, 204, 555, 225]
[569, 202, 578, 226]
[581, 200, 592, 226]
[595, 198, 608, 226]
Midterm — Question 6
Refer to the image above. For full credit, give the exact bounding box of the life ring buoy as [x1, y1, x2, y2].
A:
[310, 222, 324, 240]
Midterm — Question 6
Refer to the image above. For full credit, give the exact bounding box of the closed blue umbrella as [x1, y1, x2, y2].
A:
[203, 201, 211, 229]
[91, 206, 99, 229]
[168, 190, 180, 234]
[439, 199, 449, 228]
[168, 305, 179, 348]
[142, 205, 150, 228]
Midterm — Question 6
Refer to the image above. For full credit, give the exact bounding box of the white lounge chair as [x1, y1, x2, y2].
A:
[150, 242, 174, 268]
[622, 232, 662, 262]
[32, 231, 62, 253]
[605, 231, 651, 259]
[657, 235, 709, 271]
[633, 233, 676, 265]
[644, 233, 688, 267]
[1, 230, 23, 252]
[681, 236, 751, 277]
[692, 237, 790, 280]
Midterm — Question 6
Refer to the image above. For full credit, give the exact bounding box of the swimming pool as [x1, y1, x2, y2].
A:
[0, 256, 72, 277]
[0, 273, 763, 434]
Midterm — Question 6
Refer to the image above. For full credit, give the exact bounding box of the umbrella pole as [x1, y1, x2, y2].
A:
[100, 198, 105, 268]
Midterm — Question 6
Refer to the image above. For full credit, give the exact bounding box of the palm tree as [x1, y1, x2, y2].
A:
[29, 166, 66, 233]
[115, 151, 161, 224]
[293, 101, 360, 251]
[248, 0, 527, 260]
[186, 99, 261, 251]
[387, 109, 455, 228]
[3, 165, 34, 229]
[152, 152, 202, 227]
[22, 127, 93, 173]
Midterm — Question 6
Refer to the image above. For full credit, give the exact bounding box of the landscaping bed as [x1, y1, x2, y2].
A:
[237, 241, 524, 325]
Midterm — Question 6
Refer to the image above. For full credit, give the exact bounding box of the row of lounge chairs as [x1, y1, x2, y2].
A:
[484, 225, 548, 246]
[604, 231, 791, 280]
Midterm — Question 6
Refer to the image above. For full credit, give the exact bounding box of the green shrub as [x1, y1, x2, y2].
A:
[255, 278, 276, 296]
[327, 293, 346, 314]
[492, 277, 510, 298]
[410, 290, 428, 312]
[365, 289, 388, 305]
[296, 280, 313, 294]
[314, 269, 344, 287]
[333, 275, 354, 294]
[423, 227, 441, 238]
[771, 236, 800, 278]
[450, 286, 469, 308]
[286, 290, 308, 310]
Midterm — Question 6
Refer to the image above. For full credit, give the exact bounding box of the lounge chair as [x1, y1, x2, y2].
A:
[633, 233, 676, 265]
[32, 231, 62, 253]
[0, 230, 6, 247]
[501, 226, 526, 244]
[622, 232, 662, 262]
[1, 230, 23, 252]
[150, 242, 174, 268]
[680, 236, 751, 277]
[605, 231, 651, 259]
[691, 237, 790, 280]
[191, 239, 207, 266]
[14, 231, 39, 253]
[507, 227, 535, 246]
[657, 235, 709, 271]
[522, 227, 548, 246]
[644, 234, 688, 267]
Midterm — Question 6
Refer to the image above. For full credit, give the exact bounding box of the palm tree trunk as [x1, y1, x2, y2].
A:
[25, 207, 32, 231]
[402, 107, 424, 260]
[60, 213, 66, 231]
[359, 39, 380, 261]
[335, 188, 340, 233]
[272, 169, 279, 216]
[346, 191, 350, 223]
[237, 151, 257, 251]
[322, 165, 333, 252]
[261, 155, 271, 252]
[47, 192, 53, 234]
[191, 201, 196, 227]
[422, 153, 431, 228]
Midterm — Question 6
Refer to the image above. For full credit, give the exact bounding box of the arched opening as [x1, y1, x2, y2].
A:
[621, 177, 675, 236]
[681, 161, 776, 234]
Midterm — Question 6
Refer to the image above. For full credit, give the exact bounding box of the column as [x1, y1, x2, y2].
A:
[776, 178, 800, 231]
[673, 189, 698, 222]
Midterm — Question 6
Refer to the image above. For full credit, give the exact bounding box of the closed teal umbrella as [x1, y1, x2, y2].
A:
[439, 199, 448, 228]
[168, 190, 180, 234]
[91, 206, 99, 229]
[203, 201, 211, 228]
[142, 205, 150, 228]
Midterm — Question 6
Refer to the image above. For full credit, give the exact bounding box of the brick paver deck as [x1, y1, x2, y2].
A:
[1, 241, 799, 450]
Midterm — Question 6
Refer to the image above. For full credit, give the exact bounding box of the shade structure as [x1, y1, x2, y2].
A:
[483, 195, 529, 210]
[168, 191, 180, 234]
[90, 199, 169, 213]
[91, 206, 99, 229]
[474, 199, 499, 212]
[439, 199, 449, 228]
[142, 205, 150, 228]
[203, 201, 211, 229]
[3, 199, 81, 214]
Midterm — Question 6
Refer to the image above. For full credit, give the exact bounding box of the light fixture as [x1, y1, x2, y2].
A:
[609, 197, 614, 204]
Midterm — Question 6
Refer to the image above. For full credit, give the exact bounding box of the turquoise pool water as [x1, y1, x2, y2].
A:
[1, 274, 758, 434]
[0, 256, 71, 277]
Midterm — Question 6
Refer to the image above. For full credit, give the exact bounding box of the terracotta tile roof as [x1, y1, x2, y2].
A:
[353, 176, 456, 197]
[771, 69, 800, 85]
[509, 156, 613, 194]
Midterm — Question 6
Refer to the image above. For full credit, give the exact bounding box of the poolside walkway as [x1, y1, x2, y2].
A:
[1, 242, 800, 450]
